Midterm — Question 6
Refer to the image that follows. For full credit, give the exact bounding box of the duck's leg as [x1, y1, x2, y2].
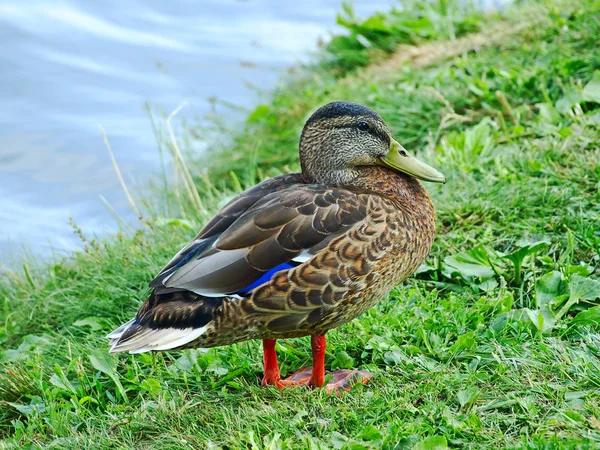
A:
[265, 335, 323, 388]
[262, 338, 311, 388]
[276, 335, 374, 392]
[309, 335, 326, 387]
[261, 339, 284, 388]
[309, 335, 373, 392]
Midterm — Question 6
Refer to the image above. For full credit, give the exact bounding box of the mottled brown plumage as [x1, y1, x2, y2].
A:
[184, 167, 435, 347]
[108, 101, 444, 390]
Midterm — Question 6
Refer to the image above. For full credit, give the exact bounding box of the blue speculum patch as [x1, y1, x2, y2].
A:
[236, 261, 300, 295]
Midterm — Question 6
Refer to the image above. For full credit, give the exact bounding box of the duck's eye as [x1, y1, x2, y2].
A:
[357, 121, 369, 131]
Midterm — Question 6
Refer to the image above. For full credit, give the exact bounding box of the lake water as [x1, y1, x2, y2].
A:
[0, 0, 394, 266]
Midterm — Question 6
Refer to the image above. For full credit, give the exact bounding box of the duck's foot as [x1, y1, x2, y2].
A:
[261, 336, 372, 392]
[326, 369, 373, 392]
[274, 367, 373, 392]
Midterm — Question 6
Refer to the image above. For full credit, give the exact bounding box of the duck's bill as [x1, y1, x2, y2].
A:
[377, 139, 446, 183]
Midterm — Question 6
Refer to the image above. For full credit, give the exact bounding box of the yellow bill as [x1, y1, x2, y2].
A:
[378, 139, 446, 183]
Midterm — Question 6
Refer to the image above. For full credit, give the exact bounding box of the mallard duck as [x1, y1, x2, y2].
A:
[108, 101, 445, 391]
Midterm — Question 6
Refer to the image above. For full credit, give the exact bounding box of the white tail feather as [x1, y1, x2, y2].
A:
[111, 328, 172, 353]
[108, 322, 208, 354]
[142, 326, 207, 352]
[106, 319, 135, 339]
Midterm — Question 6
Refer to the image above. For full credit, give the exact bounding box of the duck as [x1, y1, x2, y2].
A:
[108, 101, 445, 392]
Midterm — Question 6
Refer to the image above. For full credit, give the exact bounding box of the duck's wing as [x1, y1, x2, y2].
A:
[152, 173, 304, 287]
[150, 179, 369, 297]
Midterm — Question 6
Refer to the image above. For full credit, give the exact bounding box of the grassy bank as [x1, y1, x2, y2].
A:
[1, 0, 600, 448]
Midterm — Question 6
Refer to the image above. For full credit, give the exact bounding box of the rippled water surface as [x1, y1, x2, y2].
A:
[0, 0, 394, 264]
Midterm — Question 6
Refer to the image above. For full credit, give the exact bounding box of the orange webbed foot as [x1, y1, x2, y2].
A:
[261, 337, 372, 392]
[324, 369, 373, 393]
[262, 367, 312, 389]
[264, 367, 373, 392]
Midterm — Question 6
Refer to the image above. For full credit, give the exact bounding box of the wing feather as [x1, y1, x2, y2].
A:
[150, 174, 371, 299]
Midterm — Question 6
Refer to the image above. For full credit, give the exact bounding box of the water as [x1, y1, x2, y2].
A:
[0, 0, 394, 265]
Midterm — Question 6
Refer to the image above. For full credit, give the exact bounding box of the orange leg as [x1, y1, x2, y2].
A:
[261, 336, 373, 392]
[261, 339, 283, 388]
[310, 335, 326, 387]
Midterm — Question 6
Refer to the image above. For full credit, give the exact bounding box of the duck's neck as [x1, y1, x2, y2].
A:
[352, 166, 435, 220]
[301, 165, 435, 222]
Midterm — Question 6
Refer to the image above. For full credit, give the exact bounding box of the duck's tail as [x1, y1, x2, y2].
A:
[107, 290, 224, 354]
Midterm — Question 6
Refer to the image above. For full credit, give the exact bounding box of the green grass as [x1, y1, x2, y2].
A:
[320, 0, 483, 76]
[1, 0, 600, 448]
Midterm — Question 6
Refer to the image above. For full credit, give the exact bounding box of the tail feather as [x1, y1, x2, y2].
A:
[109, 325, 208, 354]
[109, 325, 164, 353]
[106, 319, 135, 339]
[106, 290, 223, 354]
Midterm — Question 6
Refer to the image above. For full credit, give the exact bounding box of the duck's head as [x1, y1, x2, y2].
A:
[299, 101, 446, 185]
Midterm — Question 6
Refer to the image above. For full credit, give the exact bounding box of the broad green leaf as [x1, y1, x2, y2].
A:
[6, 397, 45, 416]
[568, 264, 594, 276]
[384, 350, 404, 366]
[582, 70, 600, 103]
[450, 331, 476, 355]
[357, 425, 382, 441]
[476, 278, 498, 292]
[73, 317, 106, 331]
[89, 350, 128, 402]
[536, 271, 566, 308]
[2, 335, 53, 362]
[464, 119, 494, 158]
[89, 350, 117, 376]
[6, 403, 35, 416]
[415, 261, 437, 275]
[490, 308, 555, 334]
[569, 275, 600, 302]
[139, 377, 162, 397]
[572, 306, 600, 326]
[557, 127, 573, 137]
[171, 350, 200, 372]
[504, 241, 548, 267]
[550, 276, 600, 324]
[49, 374, 69, 391]
[526, 308, 555, 334]
[330, 431, 349, 449]
[556, 86, 583, 114]
[6, 401, 44, 416]
[473, 291, 514, 318]
[333, 350, 355, 369]
[391, 17, 434, 36]
[536, 102, 561, 125]
[564, 411, 587, 423]
[443, 245, 495, 280]
[503, 241, 548, 283]
[457, 387, 480, 409]
[290, 410, 308, 426]
[49, 365, 76, 394]
[415, 435, 448, 450]
[264, 432, 282, 450]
